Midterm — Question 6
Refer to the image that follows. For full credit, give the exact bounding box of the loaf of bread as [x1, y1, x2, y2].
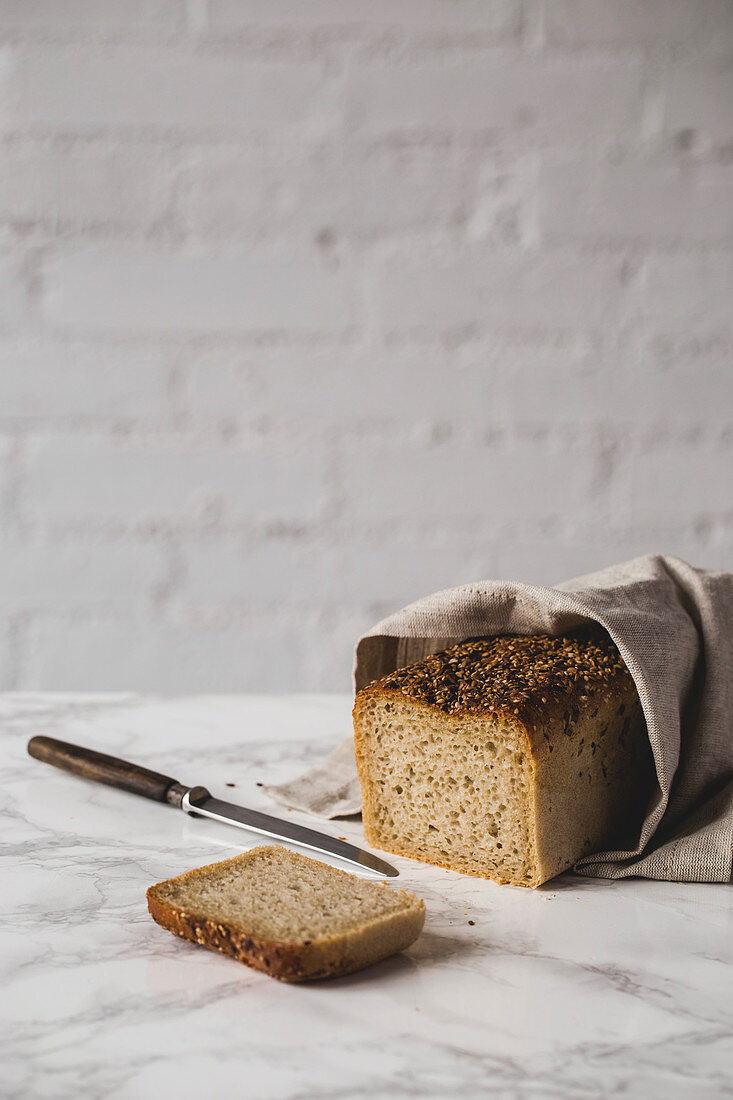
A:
[147, 845, 425, 981]
[353, 627, 654, 887]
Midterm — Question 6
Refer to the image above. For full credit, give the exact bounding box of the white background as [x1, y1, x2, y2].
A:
[1, 0, 731, 691]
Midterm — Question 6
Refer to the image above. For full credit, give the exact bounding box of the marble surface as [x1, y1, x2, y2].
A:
[4, 693, 733, 1099]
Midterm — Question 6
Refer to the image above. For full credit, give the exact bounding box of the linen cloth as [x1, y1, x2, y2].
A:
[264, 555, 733, 882]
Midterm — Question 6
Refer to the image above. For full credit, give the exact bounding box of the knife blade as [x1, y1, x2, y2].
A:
[181, 789, 396, 876]
[27, 735, 398, 878]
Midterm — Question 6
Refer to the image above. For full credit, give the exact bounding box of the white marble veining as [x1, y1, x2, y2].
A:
[4, 694, 733, 1099]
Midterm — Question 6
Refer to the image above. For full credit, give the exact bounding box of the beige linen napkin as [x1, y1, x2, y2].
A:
[264, 555, 733, 882]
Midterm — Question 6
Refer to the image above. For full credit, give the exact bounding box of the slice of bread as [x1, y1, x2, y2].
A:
[147, 845, 425, 982]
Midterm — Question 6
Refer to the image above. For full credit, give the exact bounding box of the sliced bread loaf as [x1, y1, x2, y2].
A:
[353, 627, 654, 888]
[147, 845, 425, 981]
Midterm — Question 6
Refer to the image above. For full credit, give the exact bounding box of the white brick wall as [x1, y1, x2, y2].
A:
[0, 1, 181, 31]
[206, 0, 521, 34]
[0, 250, 29, 330]
[5, 50, 330, 135]
[180, 145, 478, 242]
[22, 435, 330, 527]
[346, 55, 645, 143]
[43, 249, 359, 333]
[539, 157, 733, 243]
[544, 0, 733, 47]
[337, 436, 604, 524]
[375, 247, 635, 333]
[0, 142, 176, 231]
[0, 339, 171, 420]
[643, 254, 733, 334]
[0, 534, 166, 612]
[0, 0, 731, 692]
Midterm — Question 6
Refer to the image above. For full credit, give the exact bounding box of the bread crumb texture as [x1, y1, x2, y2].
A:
[354, 628, 651, 888]
[147, 845, 425, 982]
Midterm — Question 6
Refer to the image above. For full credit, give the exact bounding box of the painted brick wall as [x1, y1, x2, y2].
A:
[1, 0, 731, 691]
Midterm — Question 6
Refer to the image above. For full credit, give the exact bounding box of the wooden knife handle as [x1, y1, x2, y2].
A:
[27, 736, 187, 805]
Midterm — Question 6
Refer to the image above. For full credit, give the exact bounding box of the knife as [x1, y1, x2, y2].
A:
[27, 736, 398, 878]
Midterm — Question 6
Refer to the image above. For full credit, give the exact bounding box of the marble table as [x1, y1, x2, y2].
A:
[4, 694, 733, 1099]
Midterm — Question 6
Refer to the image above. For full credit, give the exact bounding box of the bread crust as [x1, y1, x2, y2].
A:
[355, 627, 635, 758]
[147, 849, 425, 982]
[353, 629, 654, 887]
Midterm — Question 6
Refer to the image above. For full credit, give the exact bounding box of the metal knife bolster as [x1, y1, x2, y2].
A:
[168, 783, 209, 809]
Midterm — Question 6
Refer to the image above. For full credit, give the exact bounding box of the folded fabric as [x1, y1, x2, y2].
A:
[263, 555, 733, 883]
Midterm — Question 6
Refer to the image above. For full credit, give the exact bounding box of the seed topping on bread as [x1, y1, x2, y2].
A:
[373, 627, 631, 719]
